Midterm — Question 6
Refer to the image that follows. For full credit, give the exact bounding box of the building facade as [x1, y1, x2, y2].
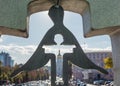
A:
[72, 51, 113, 82]
[0, 52, 14, 67]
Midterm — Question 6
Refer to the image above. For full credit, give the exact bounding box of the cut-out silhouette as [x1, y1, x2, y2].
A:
[43, 34, 75, 85]
[11, 5, 108, 86]
[43, 34, 75, 54]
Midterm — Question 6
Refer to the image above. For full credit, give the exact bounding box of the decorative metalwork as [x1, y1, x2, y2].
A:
[11, 5, 108, 86]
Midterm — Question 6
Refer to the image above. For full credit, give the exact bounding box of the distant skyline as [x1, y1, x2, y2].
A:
[0, 11, 111, 65]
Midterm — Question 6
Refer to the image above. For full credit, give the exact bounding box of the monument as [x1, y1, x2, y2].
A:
[11, 5, 108, 86]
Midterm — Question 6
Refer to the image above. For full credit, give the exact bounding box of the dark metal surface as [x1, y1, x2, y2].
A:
[11, 5, 108, 86]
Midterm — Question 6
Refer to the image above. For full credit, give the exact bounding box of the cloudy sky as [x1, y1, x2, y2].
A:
[0, 11, 111, 65]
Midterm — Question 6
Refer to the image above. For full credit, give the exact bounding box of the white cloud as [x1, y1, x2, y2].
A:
[43, 43, 112, 56]
[0, 44, 37, 55]
[0, 44, 38, 64]
[0, 43, 112, 64]
[0, 37, 3, 43]
[43, 45, 76, 55]
[81, 43, 112, 52]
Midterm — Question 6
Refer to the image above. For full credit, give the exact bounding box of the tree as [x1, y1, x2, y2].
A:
[103, 57, 113, 69]
[0, 61, 2, 80]
[0, 61, 2, 67]
[68, 61, 72, 80]
[13, 63, 19, 71]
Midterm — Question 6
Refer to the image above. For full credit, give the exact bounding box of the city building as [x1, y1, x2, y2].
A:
[56, 50, 63, 78]
[0, 52, 14, 67]
[44, 50, 113, 82]
[72, 50, 113, 82]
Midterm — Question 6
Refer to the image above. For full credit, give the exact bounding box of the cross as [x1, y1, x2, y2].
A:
[43, 34, 76, 85]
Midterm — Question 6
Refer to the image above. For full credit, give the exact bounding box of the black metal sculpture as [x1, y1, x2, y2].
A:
[11, 5, 108, 86]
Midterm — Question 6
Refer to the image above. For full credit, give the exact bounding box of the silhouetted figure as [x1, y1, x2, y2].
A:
[11, 5, 108, 86]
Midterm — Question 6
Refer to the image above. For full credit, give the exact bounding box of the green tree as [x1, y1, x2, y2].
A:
[0, 61, 2, 67]
[103, 57, 113, 69]
[0, 61, 2, 80]
[68, 61, 72, 80]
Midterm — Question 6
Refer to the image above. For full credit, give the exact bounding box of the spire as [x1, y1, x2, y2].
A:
[57, 50, 62, 59]
[58, 50, 61, 56]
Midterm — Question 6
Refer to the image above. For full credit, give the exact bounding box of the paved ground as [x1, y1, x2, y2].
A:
[87, 84, 105, 86]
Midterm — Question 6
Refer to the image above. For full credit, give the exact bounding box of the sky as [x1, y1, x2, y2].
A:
[0, 11, 111, 65]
